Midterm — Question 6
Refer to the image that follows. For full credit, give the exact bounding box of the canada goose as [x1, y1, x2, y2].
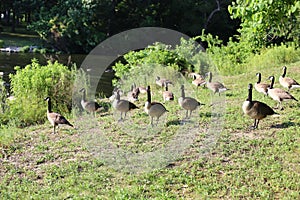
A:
[162, 82, 174, 102]
[44, 97, 73, 134]
[79, 88, 102, 114]
[136, 86, 147, 94]
[206, 72, 229, 96]
[178, 84, 203, 119]
[279, 66, 300, 91]
[144, 85, 168, 126]
[192, 74, 206, 87]
[267, 76, 298, 110]
[133, 83, 147, 94]
[155, 76, 173, 87]
[254, 72, 270, 96]
[112, 89, 138, 121]
[6, 91, 16, 101]
[109, 88, 118, 102]
[242, 84, 277, 129]
[127, 84, 139, 102]
[188, 72, 202, 79]
[7, 95, 16, 101]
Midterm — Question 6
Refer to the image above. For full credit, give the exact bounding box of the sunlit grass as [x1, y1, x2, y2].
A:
[0, 61, 299, 198]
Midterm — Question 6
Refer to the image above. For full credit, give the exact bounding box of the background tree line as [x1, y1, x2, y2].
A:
[0, 0, 299, 54]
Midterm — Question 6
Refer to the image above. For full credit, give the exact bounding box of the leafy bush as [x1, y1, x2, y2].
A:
[197, 31, 255, 75]
[8, 59, 76, 126]
[197, 31, 300, 75]
[113, 42, 189, 79]
[228, 0, 300, 47]
[112, 39, 212, 83]
[20, 46, 30, 53]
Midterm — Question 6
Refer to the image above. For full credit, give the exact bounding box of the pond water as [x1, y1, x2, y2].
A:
[0, 52, 115, 97]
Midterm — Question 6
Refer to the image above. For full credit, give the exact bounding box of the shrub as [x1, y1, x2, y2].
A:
[112, 39, 212, 83]
[20, 46, 30, 53]
[39, 48, 47, 54]
[197, 31, 300, 75]
[196, 31, 255, 75]
[113, 42, 189, 79]
[8, 59, 76, 126]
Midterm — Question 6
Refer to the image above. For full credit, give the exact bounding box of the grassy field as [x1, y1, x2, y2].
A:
[0, 60, 299, 199]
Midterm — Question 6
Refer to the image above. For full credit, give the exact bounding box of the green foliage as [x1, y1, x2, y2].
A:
[112, 42, 187, 83]
[0, 78, 8, 116]
[198, 31, 300, 75]
[8, 59, 76, 126]
[198, 31, 254, 75]
[24, 0, 235, 53]
[19, 46, 30, 53]
[39, 48, 47, 54]
[0, 40, 4, 48]
[246, 44, 300, 70]
[28, 0, 110, 53]
[113, 33, 300, 77]
[228, 0, 300, 47]
[174, 38, 211, 73]
[113, 39, 212, 83]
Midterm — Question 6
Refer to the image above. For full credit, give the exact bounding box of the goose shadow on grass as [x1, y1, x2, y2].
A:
[224, 92, 238, 97]
[199, 112, 212, 118]
[166, 119, 182, 126]
[199, 112, 223, 118]
[271, 121, 299, 129]
[166, 116, 210, 126]
[99, 112, 111, 117]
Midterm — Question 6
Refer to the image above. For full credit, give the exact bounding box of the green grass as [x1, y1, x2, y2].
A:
[0, 62, 300, 199]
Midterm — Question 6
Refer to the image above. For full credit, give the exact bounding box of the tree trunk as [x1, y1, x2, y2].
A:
[5, 10, 10, 25]
[11, 10, 15, 32]
[27, 12, 31, 24]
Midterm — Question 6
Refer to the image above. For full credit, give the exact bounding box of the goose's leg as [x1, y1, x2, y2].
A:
[254, 119, 259, 129]
[119, 112, 123, 121]
[275, 102, 280, 109]
[150, 117, 153, 126]
[279, 102, 284, 110]
[250, 119, 257, 129]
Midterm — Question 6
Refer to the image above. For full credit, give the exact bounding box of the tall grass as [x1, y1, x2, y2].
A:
[245, 45, 300, 71]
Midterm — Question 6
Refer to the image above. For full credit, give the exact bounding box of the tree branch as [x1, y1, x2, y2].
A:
[204, 0, 221, 29]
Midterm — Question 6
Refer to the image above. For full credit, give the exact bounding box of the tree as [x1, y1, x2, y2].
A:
[29, 0, 110, 53]
[228, 0, 300, 47]
[26, 0, 238, 53]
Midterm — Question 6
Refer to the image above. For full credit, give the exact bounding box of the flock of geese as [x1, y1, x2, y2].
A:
[44, 66, 299, 133]
[243, 66, 299, 129]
